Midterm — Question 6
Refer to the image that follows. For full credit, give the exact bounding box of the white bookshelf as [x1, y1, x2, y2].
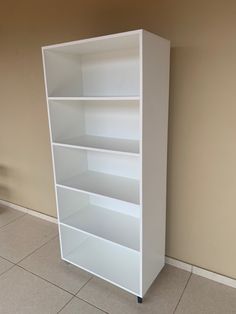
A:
[42, 29, 170, 302]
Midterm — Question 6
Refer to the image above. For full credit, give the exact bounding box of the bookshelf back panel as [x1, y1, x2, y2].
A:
[81, 49, 139, 97]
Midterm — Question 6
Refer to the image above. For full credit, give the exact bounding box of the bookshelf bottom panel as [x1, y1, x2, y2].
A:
[60, 224, 140, 295]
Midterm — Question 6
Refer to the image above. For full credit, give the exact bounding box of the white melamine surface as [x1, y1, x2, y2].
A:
[42, 30, 170, 298]
[58, 171, 139, 205]
[61, 204, 140, 251]
[49, 98, 140, 154]
[53, 135, 139, 155]
[60, 224, 140, 295]
[53, 145, 140, 205]
[48, 96, 140, 101]
[141, 31, 170, 295]
[57, 186, 140, 219]
[44, 48, 139, 97]
[43, 31, 140, 54]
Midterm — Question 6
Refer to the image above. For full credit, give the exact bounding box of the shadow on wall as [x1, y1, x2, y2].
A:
[166, 44, 211, 253]
[0, 165, 11, 200]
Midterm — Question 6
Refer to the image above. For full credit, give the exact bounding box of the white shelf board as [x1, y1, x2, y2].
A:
[61, 204, 140, 251]
[53, 135, 139, 156]
[48, 96, 140, 101]
[61, 229, 140, 295]
[57, 171, 139, 205]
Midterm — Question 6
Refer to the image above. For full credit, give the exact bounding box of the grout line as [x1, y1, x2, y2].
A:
[16, 241, 92, 297]
[17, 264, 75, 296]
[0, 231, 57, 266]
[0, 264, 16, 279]
[0, 254, 17, 264]
[75, 275, 94, 295]
[19, 260, 108, 313]
[0, 213, 27, 230]
[16, 234, 58, 265]
[76, 277, 109, 314]
[57, 295, 75, 313]
[173, 272, 192, 313]
[76, 295, 109, 314]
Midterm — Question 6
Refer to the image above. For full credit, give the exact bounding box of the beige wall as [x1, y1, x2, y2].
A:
[1, 0, 236, 279]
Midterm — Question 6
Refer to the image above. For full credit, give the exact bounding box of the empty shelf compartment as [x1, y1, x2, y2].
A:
[60, 224, 140, 295]
[57, 186, 140, 251]
[43, 39, 140, 97]
[54, 145, 140, 204]
[49, 98, 140, 155]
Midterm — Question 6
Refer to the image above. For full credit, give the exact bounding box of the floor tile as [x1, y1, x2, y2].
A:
[0, 257, 13, 275]
[175, 274, 236, 314]
[0, 206, 25, 228]
[0, 214, 57, 263]
[19, 237, 92, 294]
[78, 265, 191, 314]
[60, 297, 106, 314]
[0, 265, 71, 314]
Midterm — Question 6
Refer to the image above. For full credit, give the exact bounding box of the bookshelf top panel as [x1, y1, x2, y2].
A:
[42, 30, 141, 55]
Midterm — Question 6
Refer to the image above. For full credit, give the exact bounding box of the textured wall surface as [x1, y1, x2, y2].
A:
[1, 0, 236, 278]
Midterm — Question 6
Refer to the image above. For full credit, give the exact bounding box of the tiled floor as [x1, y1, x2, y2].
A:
[0, 206, 236, 314]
